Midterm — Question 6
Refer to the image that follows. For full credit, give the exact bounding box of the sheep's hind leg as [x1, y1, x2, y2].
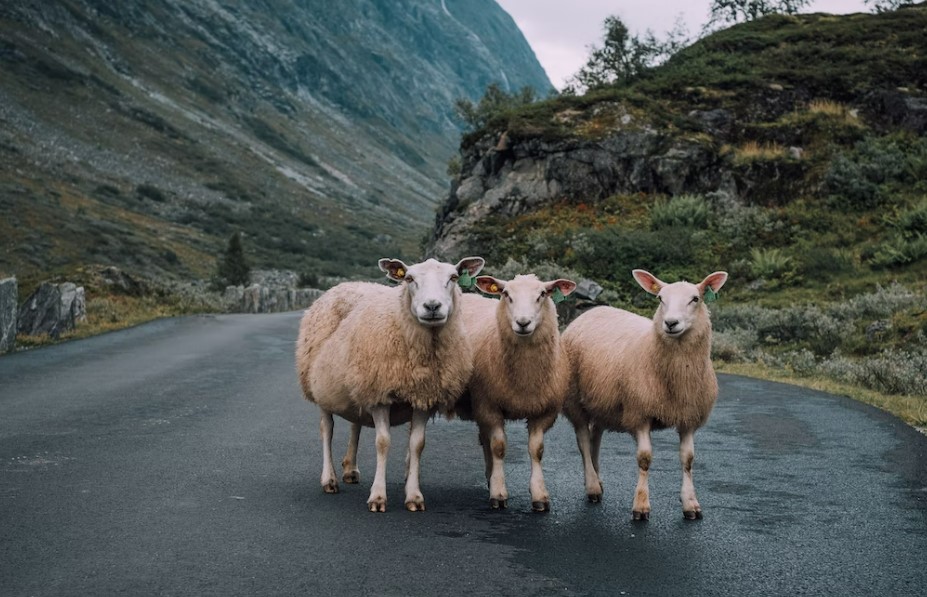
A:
[632, 422, 652, 521]
[679, 428, 702, 520]
[527, 417, 553, 512]
[403, 409, 429, 512]
[366, 405, 390, 512]
[341, 421, 361, 484]
[319, 411, 339, 494]
[487, 422, 509, 509]
[573, 420, 603, 503]
[478, 425, 493, 485]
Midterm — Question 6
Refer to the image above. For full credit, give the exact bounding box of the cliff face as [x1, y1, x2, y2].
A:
[0, 0, 551, 282]
[430, 125, 729, 259]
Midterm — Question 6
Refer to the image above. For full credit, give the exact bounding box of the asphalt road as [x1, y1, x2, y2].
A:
[1, 312, 925, 596]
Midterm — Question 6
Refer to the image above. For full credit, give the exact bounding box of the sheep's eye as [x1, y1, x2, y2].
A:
[405, 276, 414, 283]
[538, 291, 546, 302]
[450, 274, 459, 282]
[691, 296, 700, 304]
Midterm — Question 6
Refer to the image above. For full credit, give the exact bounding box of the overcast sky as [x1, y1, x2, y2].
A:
[494, 0, 873, 89]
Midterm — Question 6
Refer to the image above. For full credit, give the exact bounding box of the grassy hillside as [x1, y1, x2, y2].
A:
[447, 5, 927, 425]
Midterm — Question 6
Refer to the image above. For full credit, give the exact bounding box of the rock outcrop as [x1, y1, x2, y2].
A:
[430, 129, 729, 259]
[17, 282, 86, 338]
[0, 277, 17, 353]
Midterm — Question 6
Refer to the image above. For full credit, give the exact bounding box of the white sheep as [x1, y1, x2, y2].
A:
[562, 269, 728, 520]
[460, 274, 576, 512]
[296, 256, 485, 512]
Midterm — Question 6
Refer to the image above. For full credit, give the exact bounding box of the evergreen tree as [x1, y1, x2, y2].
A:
[707, 0, 811, 28]
[214, 231, 250, 289]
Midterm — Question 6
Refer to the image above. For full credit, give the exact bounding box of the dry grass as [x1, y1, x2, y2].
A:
[730, 141, 789, 163]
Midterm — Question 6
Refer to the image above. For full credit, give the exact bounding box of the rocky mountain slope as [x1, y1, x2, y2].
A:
[427, 5, 927, 415]
[0, 0, 550, 287]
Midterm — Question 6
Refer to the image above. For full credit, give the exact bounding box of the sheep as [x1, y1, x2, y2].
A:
[296, 256, 485, 512]
[461, 274, 577, 512]
[561, 269, 728, 520]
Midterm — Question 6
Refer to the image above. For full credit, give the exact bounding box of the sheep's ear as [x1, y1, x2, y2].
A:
[700, 271, 729, 294]
[379, 258, 409, 282]
[632, 269, 663, 295]
[475, 276, 504, 295]
[545, 279, 577, 297]
[456, 256, 485, 277]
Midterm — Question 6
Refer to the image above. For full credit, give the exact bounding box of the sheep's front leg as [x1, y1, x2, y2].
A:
[341, 421, 361, 484]
[573, 420, 603, 502]
[367, 405, 390, 513]
[679, 428, 702, 520]
[319, 411, 339, 494]
[632, 422, 652, 521]
[527, 418, 552, 512]
[487, 422, 508, 509]
[403, 409, 429, 512]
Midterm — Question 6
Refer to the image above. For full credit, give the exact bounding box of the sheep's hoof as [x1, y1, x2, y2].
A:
[632, 510, 650, 521]
[322, 480, 339, 494]
[587, 493, 602, 504]
[531, 500, 550, 513]
[405, 499, 426, 512]
[367, 497, 387, 513]
[342, 471, 360, 484]
[489, 498, 508, 510]
[683, 510, 703, 520]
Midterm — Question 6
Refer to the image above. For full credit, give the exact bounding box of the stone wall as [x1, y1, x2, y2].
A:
[222, 284, 323, 314]
[0, 277, 17, 354]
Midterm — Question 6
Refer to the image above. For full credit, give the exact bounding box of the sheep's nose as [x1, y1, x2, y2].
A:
[516, 318, 531, 329]
[665, 319, 679, 331]
[423, 300, 441, 313]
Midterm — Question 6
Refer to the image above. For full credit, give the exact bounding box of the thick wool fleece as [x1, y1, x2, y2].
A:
[562, 305, 718, 433]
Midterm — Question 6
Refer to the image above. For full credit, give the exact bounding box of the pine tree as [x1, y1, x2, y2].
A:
[214, 231, 250, 289]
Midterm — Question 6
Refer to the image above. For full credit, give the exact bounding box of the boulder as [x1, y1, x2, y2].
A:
[18, 282, 86, 338]
[0, 277, 17, 353]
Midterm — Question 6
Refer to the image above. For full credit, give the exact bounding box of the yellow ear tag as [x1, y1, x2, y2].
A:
[396, 268, 405, 278]
[490, 283, 499, 293]
[651, 283, 660, 293]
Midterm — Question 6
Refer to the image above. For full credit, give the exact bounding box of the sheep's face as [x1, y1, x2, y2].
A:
[633, 270, 729, 339]
[379, 257, 485, 327]
[475, 274, 576, 337]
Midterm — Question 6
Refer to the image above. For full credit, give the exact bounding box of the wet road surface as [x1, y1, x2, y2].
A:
[1, 312, 925, 596]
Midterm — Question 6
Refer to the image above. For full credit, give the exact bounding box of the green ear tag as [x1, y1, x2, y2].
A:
[704, 287, 718, 304]
[552, 287, 566, 304]
[458, 271, 473, 289]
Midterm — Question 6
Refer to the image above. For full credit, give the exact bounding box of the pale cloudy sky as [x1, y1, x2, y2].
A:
[494, 0, 873, 89]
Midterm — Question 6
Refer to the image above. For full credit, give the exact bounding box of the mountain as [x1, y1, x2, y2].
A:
[0, 0, 551, 287]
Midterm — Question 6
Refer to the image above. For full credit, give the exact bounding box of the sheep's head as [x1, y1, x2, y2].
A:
[475, 274, 576, 337]
[633, 269, 728, 339]
[379, 257, 484, 327]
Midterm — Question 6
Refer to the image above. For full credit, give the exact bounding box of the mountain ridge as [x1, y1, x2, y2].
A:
[0, 0, 551, 285]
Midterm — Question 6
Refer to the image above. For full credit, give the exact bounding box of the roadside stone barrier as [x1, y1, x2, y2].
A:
[0, 277, 16, 353]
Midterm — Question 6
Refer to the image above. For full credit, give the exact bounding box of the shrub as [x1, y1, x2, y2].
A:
[749, 247, 793, 279]
[824, 135, 927, 209]
[136, 184, 167, 203]
[821, 340, 927, 396]
[871, 233, 927, 268]
[650, 194, 709, 230]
